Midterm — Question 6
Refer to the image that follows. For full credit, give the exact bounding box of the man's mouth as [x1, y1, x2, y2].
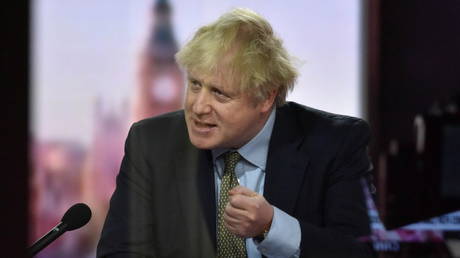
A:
[192, 119, 217, 133]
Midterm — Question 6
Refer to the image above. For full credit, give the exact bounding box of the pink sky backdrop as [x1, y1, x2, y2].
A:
[32, 0, 362, 146]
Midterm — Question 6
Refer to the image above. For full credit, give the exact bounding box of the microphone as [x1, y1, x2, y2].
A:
[28, 203, 92, 256]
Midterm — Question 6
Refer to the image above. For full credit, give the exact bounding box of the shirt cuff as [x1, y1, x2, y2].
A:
[253, 206, 301, 258]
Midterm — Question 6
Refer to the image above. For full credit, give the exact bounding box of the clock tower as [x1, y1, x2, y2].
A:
[133, 0, 184, 122]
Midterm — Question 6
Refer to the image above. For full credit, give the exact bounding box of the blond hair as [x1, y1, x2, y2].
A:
[175, 8, 298, 106]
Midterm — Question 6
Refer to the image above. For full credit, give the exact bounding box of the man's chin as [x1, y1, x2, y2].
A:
[189, 136, 218, 150]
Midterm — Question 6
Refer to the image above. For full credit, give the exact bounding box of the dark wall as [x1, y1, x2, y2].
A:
[379, 0, 460, 146]
[368, 0, 460, 229]
[1, 1, 29, 257]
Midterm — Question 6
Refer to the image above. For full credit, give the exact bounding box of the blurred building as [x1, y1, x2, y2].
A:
[32, 0, 185, 257]
[30, 141, 86, 257]
[80, 97, 130, 255]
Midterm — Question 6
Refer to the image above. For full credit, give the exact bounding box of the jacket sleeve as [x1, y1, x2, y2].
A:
[299, 119, 376, 258]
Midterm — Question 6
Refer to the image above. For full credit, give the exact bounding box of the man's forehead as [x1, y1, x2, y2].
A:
[188, 70, 240, 92]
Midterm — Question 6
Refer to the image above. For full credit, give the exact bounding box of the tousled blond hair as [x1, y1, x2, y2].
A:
[175, 8, 298, 106]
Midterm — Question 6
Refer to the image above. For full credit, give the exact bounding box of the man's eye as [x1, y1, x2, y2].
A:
[189, 80, 201, 91]
[212, 89, 223, 96]
[213, 89, 230, 101]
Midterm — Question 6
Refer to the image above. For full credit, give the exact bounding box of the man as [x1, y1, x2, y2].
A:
[98, 8, 374, 258]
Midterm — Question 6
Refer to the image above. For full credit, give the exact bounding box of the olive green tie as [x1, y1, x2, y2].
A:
[217, 151, 247, 258]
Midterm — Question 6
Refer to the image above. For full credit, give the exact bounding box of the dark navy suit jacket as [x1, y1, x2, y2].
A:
[97, 102, 375, 258]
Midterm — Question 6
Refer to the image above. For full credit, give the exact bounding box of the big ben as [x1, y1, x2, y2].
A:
[133, 0, 184, 122]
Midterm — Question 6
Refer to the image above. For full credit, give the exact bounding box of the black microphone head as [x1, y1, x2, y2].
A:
[61, 203, 92, 231]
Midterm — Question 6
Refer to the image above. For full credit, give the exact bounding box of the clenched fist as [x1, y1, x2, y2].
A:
[223, 186, 274, 238]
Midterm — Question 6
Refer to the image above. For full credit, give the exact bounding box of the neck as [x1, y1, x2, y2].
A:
[232, 107, 274, 149]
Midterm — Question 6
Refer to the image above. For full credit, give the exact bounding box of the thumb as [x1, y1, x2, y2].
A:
[229, 185, 257, 197]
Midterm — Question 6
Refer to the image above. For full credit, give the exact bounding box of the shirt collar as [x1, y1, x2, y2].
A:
[212, 108, 276, 171]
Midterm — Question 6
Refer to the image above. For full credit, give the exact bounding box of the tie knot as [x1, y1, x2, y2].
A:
[223, 151, 241, 172]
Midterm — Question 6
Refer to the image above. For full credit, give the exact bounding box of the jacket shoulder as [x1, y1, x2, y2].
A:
[276, 102, 371, 163]
[133, 110, 185, 130]
[279, 102, 369, 133]
[127, 110, 189, 150]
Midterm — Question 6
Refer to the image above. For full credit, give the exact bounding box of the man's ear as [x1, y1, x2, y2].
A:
[260, 90, 278, 113]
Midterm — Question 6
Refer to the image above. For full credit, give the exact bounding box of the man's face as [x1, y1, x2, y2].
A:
[184, 71, 274, 150]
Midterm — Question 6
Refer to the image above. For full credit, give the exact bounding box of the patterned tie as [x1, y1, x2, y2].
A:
[217, 151, 247, 258]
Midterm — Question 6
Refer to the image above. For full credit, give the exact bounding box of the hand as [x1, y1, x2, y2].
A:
[223, 186, 274, 238]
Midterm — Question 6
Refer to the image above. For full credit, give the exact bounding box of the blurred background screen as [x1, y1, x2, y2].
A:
[28, 0, 460, 257]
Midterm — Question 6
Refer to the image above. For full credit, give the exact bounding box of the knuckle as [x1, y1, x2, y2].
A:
[224, 205, 232, 214]
[247, 214, 256, 222]
[234, 195, 242, 203]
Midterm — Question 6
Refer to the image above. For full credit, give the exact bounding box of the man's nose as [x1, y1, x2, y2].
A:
[192, 90, 212, 115]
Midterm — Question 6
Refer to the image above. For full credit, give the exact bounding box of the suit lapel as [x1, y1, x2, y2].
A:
[196, 149, 217, 247]
[264, 106, 310, 215]
[175, 143, 217, 249]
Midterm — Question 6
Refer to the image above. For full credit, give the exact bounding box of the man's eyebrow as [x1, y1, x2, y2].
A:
[187, 75, 198, 81]
[211, 85, 237, 98]
[187, 76, 232, 95]
[209, 83, 223, 90]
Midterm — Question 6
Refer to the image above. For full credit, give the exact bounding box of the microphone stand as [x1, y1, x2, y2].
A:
[28, 222, 68, 256]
